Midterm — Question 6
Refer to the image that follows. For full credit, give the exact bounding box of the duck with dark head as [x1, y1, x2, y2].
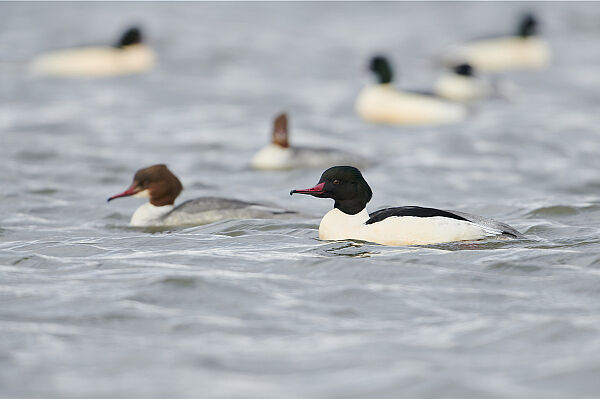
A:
[291, 166, 523, 246]
[30, 25, 155, 77]
[355, 55, 466, 125]
[433, 63, 495, 102]
[441, 13, 550, 71]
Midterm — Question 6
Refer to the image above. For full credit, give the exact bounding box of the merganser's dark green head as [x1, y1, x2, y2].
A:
[291, 166, 372, 215]
[115, 27, 143, 48]
[369, 55, 394, 84]
[517, 13, 538, 37]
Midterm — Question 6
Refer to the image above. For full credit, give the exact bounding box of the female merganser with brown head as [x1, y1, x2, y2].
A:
[290, 166, 523, 246]
[31, 26, 155, 77]
[442, 13, 550, 71]
[251, 113, 370, 170]
[355, 55, 466, 125]
[108, 164, 296, 227]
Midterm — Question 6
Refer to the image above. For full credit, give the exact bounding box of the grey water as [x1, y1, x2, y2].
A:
[2, 2, 600, 398]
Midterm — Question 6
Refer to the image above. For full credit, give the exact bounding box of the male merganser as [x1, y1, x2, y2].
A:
[290, 166, 523, 246]
[251, 113, 370, 170]
[355, 56, 466, 125]
[30, 27, 155, 77]
[433, 63, 494, 102]
[108, 164, 296, 227]
[442, 13, 550, 71]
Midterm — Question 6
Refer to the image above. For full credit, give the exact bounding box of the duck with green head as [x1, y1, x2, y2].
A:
[355, 55, 467, 125]
[441, 13, 550, 71]
[291, 166, 523, 246]
[31, 26, 156, 77]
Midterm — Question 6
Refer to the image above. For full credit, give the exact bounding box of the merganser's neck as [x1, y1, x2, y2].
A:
[130, 202, 174, 226]
[335, 198, 368, 215]
[319, 208, 369, 241]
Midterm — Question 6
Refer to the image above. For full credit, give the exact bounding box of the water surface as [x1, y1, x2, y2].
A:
[2, 3, 600, 398]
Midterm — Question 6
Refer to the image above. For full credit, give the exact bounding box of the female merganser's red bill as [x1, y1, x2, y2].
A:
[108, 164, 297, 227]
[290, 166, 523, 246]
[107, 183, 142, 201]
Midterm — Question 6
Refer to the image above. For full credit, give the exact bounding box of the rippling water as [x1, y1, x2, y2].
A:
[3, 2, 600, 398]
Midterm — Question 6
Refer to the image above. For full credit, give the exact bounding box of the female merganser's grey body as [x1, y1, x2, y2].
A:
[291, 166, 523, 246]
[31, 27, 155, 77]
[108, 164, 296, 227]
[441, 14, 550, 71]
[355, 56, 466, 125]
[251, 113, 370, 170]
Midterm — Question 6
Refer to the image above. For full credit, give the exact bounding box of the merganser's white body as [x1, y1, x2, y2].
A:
[318, 208, 508, 246]
[444, 37, 550, 72]
[433, 73, 493, 102]
[355, 84, 466, 125]
[31, 44, 155, 77]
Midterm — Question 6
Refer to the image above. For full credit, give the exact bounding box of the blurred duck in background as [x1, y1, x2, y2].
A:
[30, 26, 155, 77]
[251, 112, 370, 170]
[355, 55, 466, 125]
[441, 13, 550, 71]
[108, 164, 297, 227]
[433, 63, 494, 102]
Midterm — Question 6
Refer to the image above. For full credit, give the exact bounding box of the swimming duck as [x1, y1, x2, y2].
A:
[290, 166, 523, 246]
[433, 63, 494, 102]
[442, 13, 550, 71]
[108, 164, 296, 227]
[355, 56, 466, 125]
[251, 113, 370, 170]
[30, 27, 155, 77]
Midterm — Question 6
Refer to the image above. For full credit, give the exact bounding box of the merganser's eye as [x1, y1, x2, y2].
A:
[332, 179, 341, 185]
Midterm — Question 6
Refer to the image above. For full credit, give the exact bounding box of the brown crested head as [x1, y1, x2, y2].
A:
[272, 112, 289, 148]
[107, 164, 183, 206]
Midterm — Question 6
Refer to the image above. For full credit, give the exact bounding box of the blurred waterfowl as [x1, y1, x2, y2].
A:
[251, 113, 370, 170]
[290, 166, 523, 246]
[355, 56, 466, 125]
[108, 164, 296, 227]
[441, 13, 550, 71]
[433, 63, 494, 102]
[30, 26, 155, 77]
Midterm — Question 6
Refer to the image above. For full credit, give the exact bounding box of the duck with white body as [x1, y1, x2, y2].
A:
[442, 14, 550, 72]
[108, 164, 297, 227]
[290, 166, 523, 246]
[355, 56, 466, 125]
[251, 113, 370, 170]
[31, 27, 155, 77]
[433, 63, 495, 102]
